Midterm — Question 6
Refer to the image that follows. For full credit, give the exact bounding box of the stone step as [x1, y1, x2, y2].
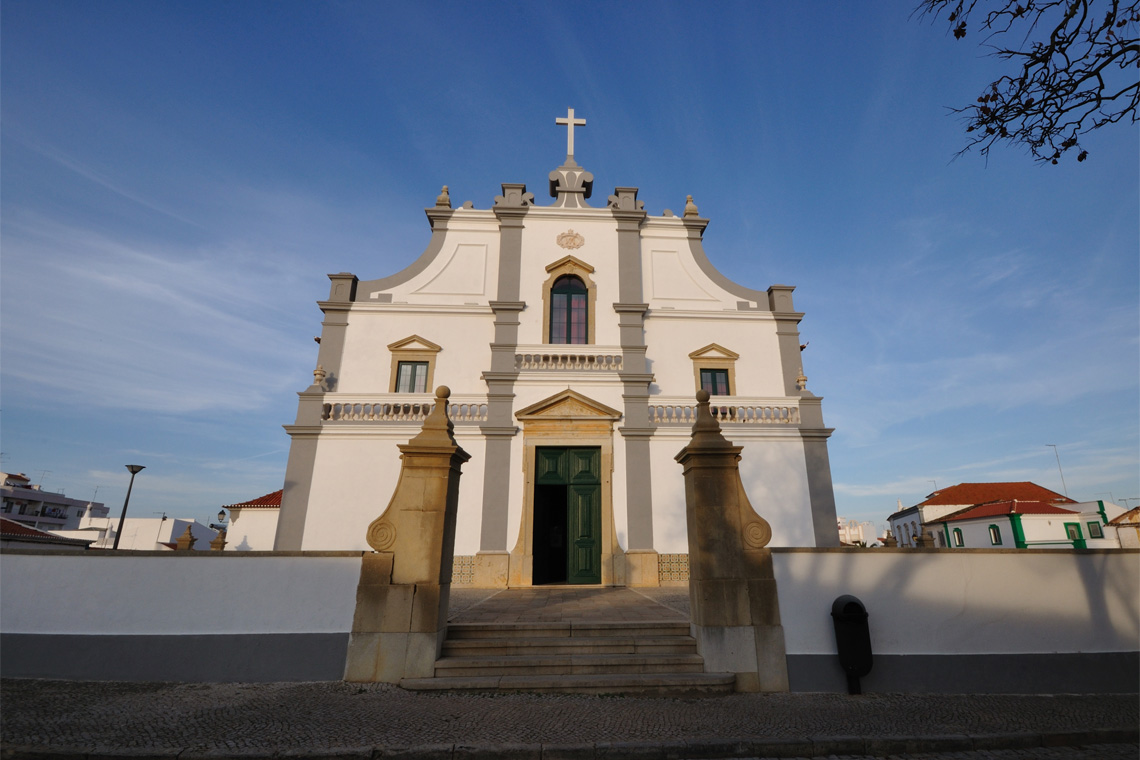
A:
[441, 635, 697, 657]
[433, 652, 706, 677]
[445, 621, 691, 639]
[400, 672, 737, 696]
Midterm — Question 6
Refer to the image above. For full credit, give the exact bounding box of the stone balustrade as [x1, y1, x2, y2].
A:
[323, 397, 488, 423]
[648, 398, 800, 425]
[514, 347, 623, 371]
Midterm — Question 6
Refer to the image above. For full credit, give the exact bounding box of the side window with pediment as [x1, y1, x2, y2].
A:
[542, 255, 596, 345]
[689, 344, 739, 396]
[388, 335, 441, 393]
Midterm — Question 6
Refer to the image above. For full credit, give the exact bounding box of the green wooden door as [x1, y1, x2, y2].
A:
[534, 447, 601, 585]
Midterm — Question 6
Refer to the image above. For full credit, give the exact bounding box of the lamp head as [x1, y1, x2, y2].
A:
[125, 464, 145, 475]
[218, 509, 227, 523]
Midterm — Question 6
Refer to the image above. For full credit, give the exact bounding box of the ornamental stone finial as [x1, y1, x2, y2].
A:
[796, 368, 808, 391]
[407, 385, 460, 448]
[313, 364, 327, 388]
[683, 195, 699, 217]
[689, 389, 733, 449]
[435, 185, 451, 208]
[176, 525, 197, 551]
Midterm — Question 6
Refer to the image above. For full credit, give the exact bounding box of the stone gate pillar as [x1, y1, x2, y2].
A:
[675, 390, 790, 692]
[344, 386, 470, 683]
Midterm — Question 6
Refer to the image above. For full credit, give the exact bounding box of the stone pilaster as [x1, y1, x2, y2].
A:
[344, 386, 470, 683]
[676, 390, 790, 693]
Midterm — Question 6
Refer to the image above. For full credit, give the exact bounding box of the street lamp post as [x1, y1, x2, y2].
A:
[112, 465, 145, 550]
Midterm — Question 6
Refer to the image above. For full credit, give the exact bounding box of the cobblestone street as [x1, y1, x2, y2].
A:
[2, 679, 1135, 759]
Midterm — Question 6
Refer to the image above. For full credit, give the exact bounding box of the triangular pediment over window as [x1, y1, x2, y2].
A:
[387, 335, 442, 353]
[688, 343, 740, 361]
[515, 389, 622, 422]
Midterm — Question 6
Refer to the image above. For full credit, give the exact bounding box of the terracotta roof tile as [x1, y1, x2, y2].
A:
[918, 482, 1074, 508]
[0, 517, 92, 546]
[1108, 507, 1140, 526]
[942, 500, 1079, 522]
[222, 489, 282, 509]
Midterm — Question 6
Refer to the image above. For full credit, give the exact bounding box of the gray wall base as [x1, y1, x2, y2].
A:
[1, 633, 349, 682]
[787, 652, 1139, 694]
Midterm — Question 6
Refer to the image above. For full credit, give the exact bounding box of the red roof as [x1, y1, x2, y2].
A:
[1109, 507, 1140, 526]
[942, 500, 1078, 522]
[222, 489, 282, 509]
[918, 482, 1074, 508]
[0, 517, 92, 546]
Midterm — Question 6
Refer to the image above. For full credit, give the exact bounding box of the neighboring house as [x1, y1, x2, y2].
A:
[1108, 507, 1140, 549]
[888, 482, 1075, 548]
[221, 490, 282, 551]
[837, 517, 878, 546]
[53, 516, 218, 551]
[0, 517, 93, 552]
[0, 472, 109, 532]
[274, 111, 842, 588]
[938, 499, 1123, 549]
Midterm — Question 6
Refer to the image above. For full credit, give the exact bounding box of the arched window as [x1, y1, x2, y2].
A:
[549, 275, 588, 344]
[952, 528, 964, 547]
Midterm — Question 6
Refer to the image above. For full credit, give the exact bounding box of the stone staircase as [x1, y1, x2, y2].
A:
[400, 620, 736, 695]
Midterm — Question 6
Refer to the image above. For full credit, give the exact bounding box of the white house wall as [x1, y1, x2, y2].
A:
[225, 509, 279, 552]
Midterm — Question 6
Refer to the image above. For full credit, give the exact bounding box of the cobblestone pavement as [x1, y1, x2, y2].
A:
[2, 680, 1136, 759]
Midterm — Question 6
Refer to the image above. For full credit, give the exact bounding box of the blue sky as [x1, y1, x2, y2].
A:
[2, 2, 1137, 532]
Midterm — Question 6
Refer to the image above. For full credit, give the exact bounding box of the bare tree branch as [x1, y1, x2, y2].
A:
[918, 0, 1139, 163]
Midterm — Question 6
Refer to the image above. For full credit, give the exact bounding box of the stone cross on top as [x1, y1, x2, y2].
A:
[556, 108, 586, 159]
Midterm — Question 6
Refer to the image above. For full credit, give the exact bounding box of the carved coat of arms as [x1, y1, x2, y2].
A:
[556, 230, 585, 250]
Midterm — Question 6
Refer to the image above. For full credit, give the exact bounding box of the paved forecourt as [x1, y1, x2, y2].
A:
[3, 679, 1136, 759]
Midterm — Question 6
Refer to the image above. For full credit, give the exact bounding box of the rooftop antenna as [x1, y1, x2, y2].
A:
[929, 480, 938, 492]
[1045, 444, 1068, 497]
[37, 470, 51, 486]
[1096, 492, 1115, 505]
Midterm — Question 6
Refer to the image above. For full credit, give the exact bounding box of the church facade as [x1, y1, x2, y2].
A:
[274, 111, 839, 587]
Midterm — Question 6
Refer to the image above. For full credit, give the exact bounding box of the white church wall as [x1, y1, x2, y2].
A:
[738, 438, 817, 547]
[301, 435, 410, 550]
[515, 214, 623, 346]
[639, 223, 742, 312]
[335, 308, 494, 395]
[648, 432, 694, 554]
[451, 432, 487, 557]
[643, 314, 787, 397]
[773, 547, 1140, 692]
[371, 217, 502, 306]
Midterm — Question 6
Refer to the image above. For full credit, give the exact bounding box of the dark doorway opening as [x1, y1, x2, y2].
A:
[533, 484, 568, 585]
[532, 447, 601, 585]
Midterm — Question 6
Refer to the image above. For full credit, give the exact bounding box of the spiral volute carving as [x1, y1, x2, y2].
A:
[744, 519, 772, 549]
[367, 520, 397, 552]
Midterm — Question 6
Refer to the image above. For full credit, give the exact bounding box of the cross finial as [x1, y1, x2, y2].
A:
[555, 108, 586, 158]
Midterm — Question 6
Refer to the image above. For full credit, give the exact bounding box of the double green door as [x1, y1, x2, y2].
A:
[533, 447, 601, 585]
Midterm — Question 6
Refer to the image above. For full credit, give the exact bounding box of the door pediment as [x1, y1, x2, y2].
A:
[515, 390, 622, 422]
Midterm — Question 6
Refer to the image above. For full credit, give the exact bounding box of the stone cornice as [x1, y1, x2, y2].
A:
[488, 301, 526, 313]
[612, 303, 649, 314]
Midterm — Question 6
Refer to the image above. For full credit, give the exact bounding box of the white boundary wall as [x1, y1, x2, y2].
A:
[2, 548, 1137, 691]
[1, 551, 362, 681]
[773, 548, 1140, 692]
